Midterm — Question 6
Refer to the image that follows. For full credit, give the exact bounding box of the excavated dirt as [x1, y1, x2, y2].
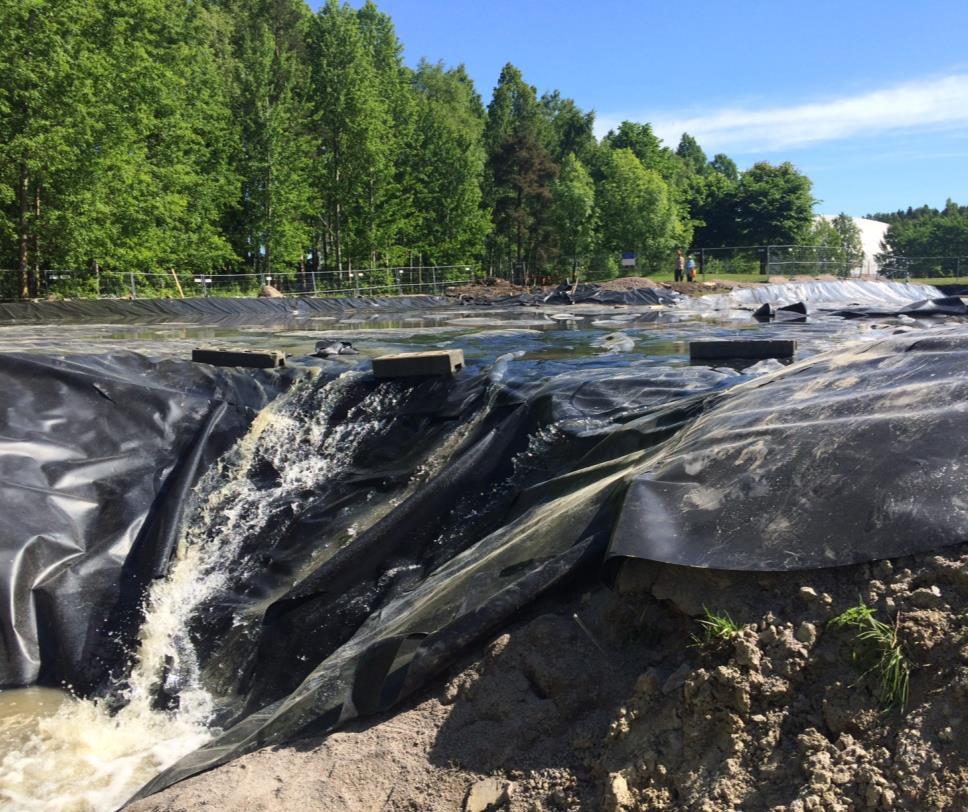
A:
[129, 541, 968, 812]
[598, 277, 662, 290]
[446, 278, 530, 299]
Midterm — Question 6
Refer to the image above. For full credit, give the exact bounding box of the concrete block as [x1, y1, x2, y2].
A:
[372, 349, 464, 379]
[689, 339, 796, 361]
[192, 347, 286, 369]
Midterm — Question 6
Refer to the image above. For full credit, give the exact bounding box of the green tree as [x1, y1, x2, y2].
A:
[0, 0, 99, 296]
[810, 214, 863, 275]
[483, 63, 558, 277]
[550, 153, 596, 280]
[538, 91, 596, 165]
[597, 148, 686, 272]
[675, 133, 708, 175]
[878, 200, 968, 277]
[307, 0, 388, 272]
[489, 124, 558, 276]
[409, 61, 490, 264]
[223, 0, 315, 279]
[355, 0, 416, 266]
[1, 0, 238, 297]
[734, 161, 815, 246]
[709, 153, 738, 182]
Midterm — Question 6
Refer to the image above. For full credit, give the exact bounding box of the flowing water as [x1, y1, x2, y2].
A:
[0, 370, 410, 811]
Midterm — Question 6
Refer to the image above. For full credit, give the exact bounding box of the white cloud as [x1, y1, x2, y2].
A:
[596, 74, 968, 153]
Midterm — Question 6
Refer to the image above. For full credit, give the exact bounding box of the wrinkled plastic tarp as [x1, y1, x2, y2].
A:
[0, 295, 456, 325]
[696, 280, 943, 311]
[0, 353, 300, 687]
[136, 327, 968, 796]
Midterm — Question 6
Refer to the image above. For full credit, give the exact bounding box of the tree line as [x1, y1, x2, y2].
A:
[2, 0, 824, 299]
[870, 200, 968, 277]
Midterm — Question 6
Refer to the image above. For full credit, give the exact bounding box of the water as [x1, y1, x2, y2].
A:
[0, 370, 408, 811]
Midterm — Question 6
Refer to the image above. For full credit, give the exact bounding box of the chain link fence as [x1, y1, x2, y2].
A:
[0, 265, 479, 301]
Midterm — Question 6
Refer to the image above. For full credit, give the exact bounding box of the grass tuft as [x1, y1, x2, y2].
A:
[690, 607, 742, 650]
[828, 599, 911, 712]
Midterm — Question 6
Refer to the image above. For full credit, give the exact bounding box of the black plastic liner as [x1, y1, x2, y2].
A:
[0, 295, 456, 325]
[542, 283, 678, 306]
[454, 283, 678, 307]
[2, 321, 966, 799]
[608, 330, 968, 570]
[830, 296, 967, 319]
[130, 327, 967, 796]
[0, 353, 301, 687]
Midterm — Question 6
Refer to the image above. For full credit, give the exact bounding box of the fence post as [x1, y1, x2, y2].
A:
[129, 272, 137, 299]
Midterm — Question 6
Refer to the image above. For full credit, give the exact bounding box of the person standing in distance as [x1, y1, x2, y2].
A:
[686, 254, 697, 283]
[675, 249, 685, 282]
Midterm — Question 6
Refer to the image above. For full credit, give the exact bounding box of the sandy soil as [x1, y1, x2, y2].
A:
[129, 540, 968, 812]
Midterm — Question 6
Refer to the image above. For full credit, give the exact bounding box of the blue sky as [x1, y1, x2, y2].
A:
[333, 0, 968, 217]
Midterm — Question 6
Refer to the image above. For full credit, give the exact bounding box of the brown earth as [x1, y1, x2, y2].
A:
[129, 542, 968, 812]
[598, 276, 662, 290]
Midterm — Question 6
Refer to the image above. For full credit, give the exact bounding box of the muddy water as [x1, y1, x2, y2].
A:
[0, 686, 210, 812]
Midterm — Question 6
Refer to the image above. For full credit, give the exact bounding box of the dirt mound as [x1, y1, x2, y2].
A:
[446, 277, 529, 299]
[130, 542, 968, 812]
[604, 551, 968, 811]
[598, 276, 662, 290]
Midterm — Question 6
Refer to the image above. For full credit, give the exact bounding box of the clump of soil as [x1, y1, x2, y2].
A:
[602, 551, 968, 811]
[598, 276, 662, 290]
[129, 544, 968, 812]
[446, 277, 530, 299]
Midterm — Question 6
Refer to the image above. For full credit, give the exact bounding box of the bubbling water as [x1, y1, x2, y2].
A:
[0, 370, 403, 811]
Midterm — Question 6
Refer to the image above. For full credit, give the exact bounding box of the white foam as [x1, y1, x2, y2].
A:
[1, 370, 404, 811]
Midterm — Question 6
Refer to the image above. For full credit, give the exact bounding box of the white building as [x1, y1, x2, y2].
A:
[817, 215, 889, 276]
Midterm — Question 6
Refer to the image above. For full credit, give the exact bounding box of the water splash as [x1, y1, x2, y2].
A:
[0, 370, 404, 811]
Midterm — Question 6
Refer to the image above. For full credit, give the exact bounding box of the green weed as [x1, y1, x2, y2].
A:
[828, 600, 911, 711]
[690, 607, 742, 650]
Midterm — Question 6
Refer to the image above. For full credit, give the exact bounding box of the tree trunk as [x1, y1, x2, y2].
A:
[32, 184, 41, 297]
[18, 162, 29, 299]
[333, 142, 342, 275]
[265, 161, 273, 278]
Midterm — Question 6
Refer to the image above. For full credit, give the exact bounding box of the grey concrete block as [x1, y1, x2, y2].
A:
[192, 347, 286, 369]
[689, 339, 796, 361]
[372, 349, 464, 379]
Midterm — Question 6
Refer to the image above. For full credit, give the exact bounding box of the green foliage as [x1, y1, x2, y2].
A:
[223, 0, 315, 275]
[0, 0, 836, 296]
[734, 161, 816, 246]
[709, 153, 738, 182]
[809, 214, 864, 274]
[876, 200, 968, 277]
[550, 154, 596, 279]
[675, 133, 708, 175]
[690, 607, 742, 650]
[597, 148, 687, 271]
[409, 61, 490, 264]
[829, 600, 911, 711]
